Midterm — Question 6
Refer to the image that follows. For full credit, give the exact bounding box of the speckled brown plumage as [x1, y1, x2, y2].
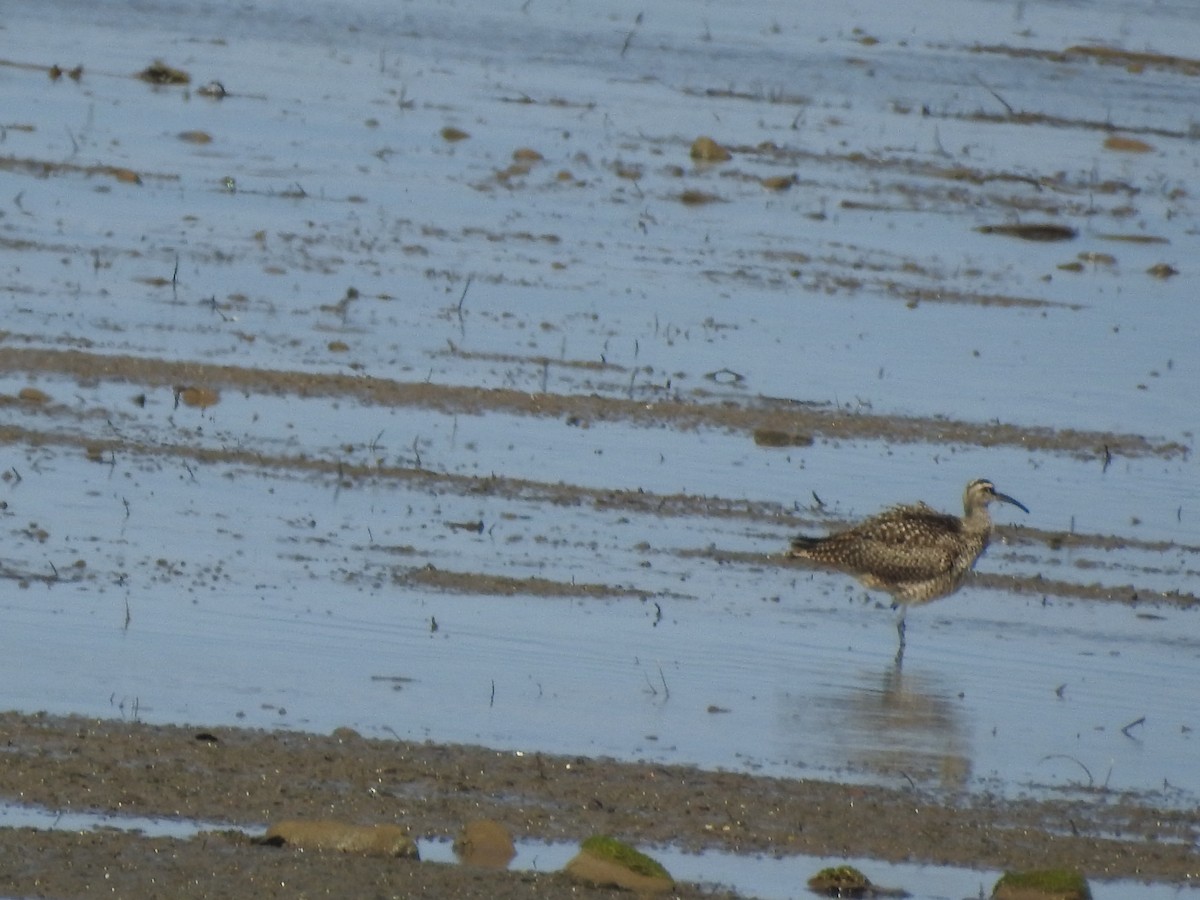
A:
[789, 479, 1028, 607]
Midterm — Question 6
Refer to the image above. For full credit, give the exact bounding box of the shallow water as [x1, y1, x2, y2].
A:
[2, 0, 1198, 837]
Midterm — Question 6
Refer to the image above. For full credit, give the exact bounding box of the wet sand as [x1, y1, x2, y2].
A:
[0, 711, 1195, 898]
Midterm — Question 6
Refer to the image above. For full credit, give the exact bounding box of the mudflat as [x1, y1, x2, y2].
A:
[0, 712, 1194, 898]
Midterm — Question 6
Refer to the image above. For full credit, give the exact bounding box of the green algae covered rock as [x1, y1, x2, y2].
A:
[807, 864, 909, 898]
[993, 868, 1092, 900]
[564, 834, 673, 893]
[809, 864, 872, 895]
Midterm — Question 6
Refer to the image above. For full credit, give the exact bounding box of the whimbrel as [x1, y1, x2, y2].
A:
[788, 479, 1028, 654]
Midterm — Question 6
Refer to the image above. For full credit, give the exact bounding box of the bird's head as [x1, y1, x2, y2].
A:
[966, 479, 1029, 515]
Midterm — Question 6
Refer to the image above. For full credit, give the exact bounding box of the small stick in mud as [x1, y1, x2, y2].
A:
[973, 74, 1015, 116]
[457, 276, 472, 317]
[1121, 716, 1145, 738]
[620, 12, 642, 57]
[1041, 753, 1093, 787]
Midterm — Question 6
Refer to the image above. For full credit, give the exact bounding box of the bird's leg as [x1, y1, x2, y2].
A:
[896, 605, 907, 648]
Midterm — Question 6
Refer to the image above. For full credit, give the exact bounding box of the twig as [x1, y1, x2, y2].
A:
[1121, 716, 1145, 738]
[1040, 753, 1094, 787]
[457, 276, 472, 316]
[973, 74, 1014, 116]
[620, 12, 643, 57]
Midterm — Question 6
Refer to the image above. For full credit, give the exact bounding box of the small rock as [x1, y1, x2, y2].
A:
[263, 820, 418, 859]
[174, 385, 220, 409]
[138, 60, 190, 85]
[761, 174, 796, 191]
[17, 387, 51, 405]
[690, 135, 731, 162]
[453, 819, 516, 869]
[1103, 135, 1153, 153]
[1146, 262, 1178, 279]
[678, 188, 722, 206]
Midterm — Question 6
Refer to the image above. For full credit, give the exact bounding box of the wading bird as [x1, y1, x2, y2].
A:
[788, 478, 1028, 659]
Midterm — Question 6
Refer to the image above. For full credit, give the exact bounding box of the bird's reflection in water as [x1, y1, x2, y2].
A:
[781, 658, 971, 793]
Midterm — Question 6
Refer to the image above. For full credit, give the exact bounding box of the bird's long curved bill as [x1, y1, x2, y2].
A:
[994, 491, 1029, 514]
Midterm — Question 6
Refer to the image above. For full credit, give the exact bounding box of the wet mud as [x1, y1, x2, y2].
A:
[0, 712, 1195, 898]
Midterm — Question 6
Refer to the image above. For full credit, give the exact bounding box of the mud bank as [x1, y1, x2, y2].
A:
[0, 712, 1195, 898]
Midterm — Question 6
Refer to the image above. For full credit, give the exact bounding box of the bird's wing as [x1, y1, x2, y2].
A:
[817, 506, 961, 580]
[854, 504, 961, 543]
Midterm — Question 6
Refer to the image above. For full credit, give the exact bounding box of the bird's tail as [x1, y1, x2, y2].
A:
[788, 535, 821, 556]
